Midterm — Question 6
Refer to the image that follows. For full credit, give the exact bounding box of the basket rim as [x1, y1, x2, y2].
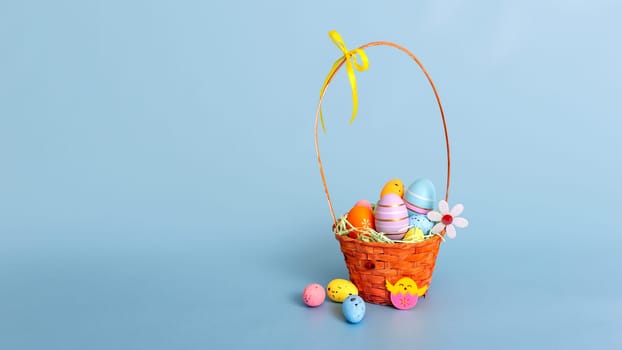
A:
[335, 232, 442, 249]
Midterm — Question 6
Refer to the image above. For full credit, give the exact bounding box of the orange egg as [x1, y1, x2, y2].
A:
[380, 178, 404, 198]
[346, 205, 375, 238]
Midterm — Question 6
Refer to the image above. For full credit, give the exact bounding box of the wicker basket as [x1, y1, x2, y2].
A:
[314, 40, 452, 305]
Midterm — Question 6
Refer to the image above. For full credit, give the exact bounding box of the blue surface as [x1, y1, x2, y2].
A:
[1, 0, 621, 348]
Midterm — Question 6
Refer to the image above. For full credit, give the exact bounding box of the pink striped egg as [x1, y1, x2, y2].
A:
[374, 194, 410, 240]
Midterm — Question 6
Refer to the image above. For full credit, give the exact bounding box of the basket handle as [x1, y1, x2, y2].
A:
[314, 41, 451, 225]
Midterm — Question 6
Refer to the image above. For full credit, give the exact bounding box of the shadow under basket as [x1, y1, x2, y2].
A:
[335, 233, 443, 305]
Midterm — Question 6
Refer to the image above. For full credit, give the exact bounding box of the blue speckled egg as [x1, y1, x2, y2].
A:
[409, 213, 434, 235]
[404, 178, 437, 215]
[342, 295, 366, 324]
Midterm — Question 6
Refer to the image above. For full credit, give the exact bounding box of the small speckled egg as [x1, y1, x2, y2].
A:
[326, 279, 359, 303]
[374, 194, 410, 240]
[409, 213, 434, 235]
[404, 178, 437, 215]
[342, 295, 366, 323]
[302, 283, 326, 307]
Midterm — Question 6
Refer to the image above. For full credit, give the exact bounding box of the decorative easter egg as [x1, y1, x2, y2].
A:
[326, 279, 359, 303]
[403, 227, 425, 242]
[354, 199, 373, 211]
[380, 178, 404, 198]
[404, 178, 437, 215]
[409, 213, 434, 235]
[346, 205, 375, 238]
[342, 295, 366, 323]
[374, 194, 409, 240]
[302, 283, 326, 307]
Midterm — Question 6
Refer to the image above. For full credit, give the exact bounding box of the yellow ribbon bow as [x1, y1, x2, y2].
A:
[319, 30, 370, 133]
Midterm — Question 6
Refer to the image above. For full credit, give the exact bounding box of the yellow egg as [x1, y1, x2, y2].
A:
[326, 279, 359, 303]
[403, 227, 425, 242]
[380, 178, 404, 198]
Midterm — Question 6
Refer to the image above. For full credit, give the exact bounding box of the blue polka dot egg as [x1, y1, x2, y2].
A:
[409, 213, 434, 235]
[342, 295, 366, 324]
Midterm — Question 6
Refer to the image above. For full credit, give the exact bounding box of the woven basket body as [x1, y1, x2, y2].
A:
[336, 233, 442, 305]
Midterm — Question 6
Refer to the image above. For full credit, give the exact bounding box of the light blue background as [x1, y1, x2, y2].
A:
[1, 0, 621, 348]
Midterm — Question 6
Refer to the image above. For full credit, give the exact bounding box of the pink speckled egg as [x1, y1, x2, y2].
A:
[374, 194, 409, 240]
[302, 283, 326, 307]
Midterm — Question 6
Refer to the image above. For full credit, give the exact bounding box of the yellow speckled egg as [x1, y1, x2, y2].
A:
[326, 279, 359, 303]
[380, 178, 404, 198]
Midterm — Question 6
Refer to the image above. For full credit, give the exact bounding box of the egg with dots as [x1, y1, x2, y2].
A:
[380, 178, 404, 198]
[302, 283, 326, 307]
[326, 279, 359, 303]
[346, 203, 375, 238]
[409, 213, 434, 235]
[342, 295, 366, 323]
[374, 194, 410, 240]
[404, 178, 437, 215]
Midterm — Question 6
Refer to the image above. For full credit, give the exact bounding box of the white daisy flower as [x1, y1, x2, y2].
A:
[426, 200, 469, 239]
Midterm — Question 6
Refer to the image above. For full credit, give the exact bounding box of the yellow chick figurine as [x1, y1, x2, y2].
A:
[380, 179, 404, 198]
[386, 277, 428, 310]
